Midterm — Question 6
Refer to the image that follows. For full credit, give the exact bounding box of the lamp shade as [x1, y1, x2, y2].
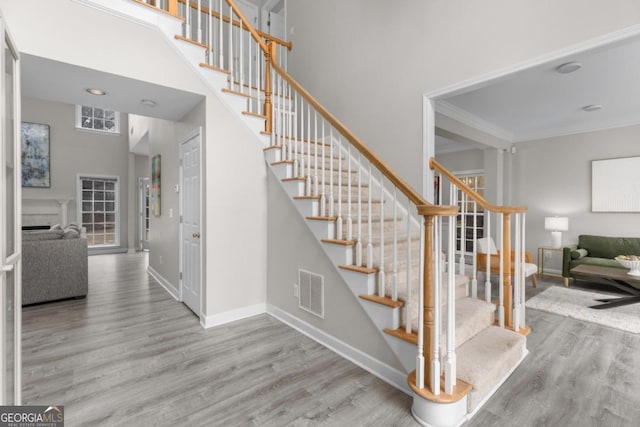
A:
[544, 216, 569, 231]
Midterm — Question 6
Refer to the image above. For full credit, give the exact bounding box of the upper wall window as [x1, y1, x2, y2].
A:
[75, 105, 120, 134]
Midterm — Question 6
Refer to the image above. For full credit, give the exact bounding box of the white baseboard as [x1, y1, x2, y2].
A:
[88, 247, 129, 256]
[147, 266, 180, 301]
[543, 267, 562, 275]
[201, 303, 267, 329]
[267, 304, 410, 395]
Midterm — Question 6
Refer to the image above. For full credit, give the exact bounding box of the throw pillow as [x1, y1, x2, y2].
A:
[50, 224, 62, 231]
[63, 229, 80, 239]
[571, 248, 588, 260]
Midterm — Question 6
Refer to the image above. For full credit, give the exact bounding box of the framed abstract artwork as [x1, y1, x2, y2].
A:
[151, 154, 161, 216]
[21, 122, 50, 187]
[592, 156, 640, 212]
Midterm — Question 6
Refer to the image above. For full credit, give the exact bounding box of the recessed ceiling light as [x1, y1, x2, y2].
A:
[86, 88, 106, 96]
[141, 99, 157, 107]
[582, 104, 603, 112]
[556, 61, 582, 74]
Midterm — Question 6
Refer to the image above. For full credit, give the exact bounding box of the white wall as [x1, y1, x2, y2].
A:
[266, 172, 404, 370]
[513, 124, 640, 269]
[286, 0, 640, 193]
[22, 97, 131, 248]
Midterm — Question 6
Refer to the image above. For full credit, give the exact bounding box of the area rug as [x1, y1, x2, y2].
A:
[526, 286, 640, 334]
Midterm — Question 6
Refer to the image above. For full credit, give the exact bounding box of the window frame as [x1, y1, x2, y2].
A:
[75, 104, 121, 135]
[76, 174, 120, 248]
[454, 170, 485, 256]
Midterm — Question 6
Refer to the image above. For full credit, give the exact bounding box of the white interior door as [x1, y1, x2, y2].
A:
[0, 17, 21, 405]
[261, 0, 285, 39]
[180, 130, 201, 316]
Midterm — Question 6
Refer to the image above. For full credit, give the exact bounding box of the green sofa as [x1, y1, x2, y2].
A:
[562, 235, 640, 287]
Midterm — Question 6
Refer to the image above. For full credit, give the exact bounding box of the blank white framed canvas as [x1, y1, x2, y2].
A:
[592, 156, 640, 212]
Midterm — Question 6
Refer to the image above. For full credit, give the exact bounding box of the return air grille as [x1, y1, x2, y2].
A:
[298, 269, 324, 319]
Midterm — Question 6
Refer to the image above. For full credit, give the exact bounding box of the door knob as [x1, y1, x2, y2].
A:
[192, 232, 200, 238]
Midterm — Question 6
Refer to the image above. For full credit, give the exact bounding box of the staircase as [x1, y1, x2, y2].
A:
[104, 1, 530, 425]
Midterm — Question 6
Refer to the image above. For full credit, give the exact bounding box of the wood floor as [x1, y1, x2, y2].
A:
[22, 254, 640, 426]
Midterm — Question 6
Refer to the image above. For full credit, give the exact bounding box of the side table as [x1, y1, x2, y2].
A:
[537, 246, 563, 279]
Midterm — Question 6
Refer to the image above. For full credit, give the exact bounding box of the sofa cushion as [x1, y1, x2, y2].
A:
[570, 256, 624, 270]
[578, 235, 640, 259]
[23, 230, 64, 241]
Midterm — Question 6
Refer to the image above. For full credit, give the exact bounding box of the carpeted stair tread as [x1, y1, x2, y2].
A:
[441, 297, 496, 351]
[456, 325, 526, 412]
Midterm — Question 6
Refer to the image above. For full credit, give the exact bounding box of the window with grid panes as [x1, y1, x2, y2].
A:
[79, 176, 119, 247]
[455, 174, 485, 254]
[75, 105, 120, 134]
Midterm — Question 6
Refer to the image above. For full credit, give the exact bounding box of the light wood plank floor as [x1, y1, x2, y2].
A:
[22, 253, 640, 426]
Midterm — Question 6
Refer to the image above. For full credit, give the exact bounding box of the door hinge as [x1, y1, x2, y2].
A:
[180, 215, 183, 223]
[180, 271, 183, 280]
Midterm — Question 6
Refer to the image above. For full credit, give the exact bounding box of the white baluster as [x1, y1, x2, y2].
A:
[498, 213, 505, 328]
[346, 145, 353, 242]
[197, 0, 202, 43]
[459, 191, 466, 275]
[485, 210, 492, 303]
[521, 212, 527, 328]
[185, 0, 191, 38]
[405, 203, 412, 334]
[313, 113, 319, 197]
[356, 153, 363, 266]
[248, 33, 252, 112]
[335, 135, 343, 240]
[218, 0, 223, 68]
[239, 20, 244, 93]
[299, 97, 305, 179]
[377, 172, 385, 296]
[287, 84, 293, 161]
[431, 214, 441, 395]
[416, 218, 425, 390]
[444, 210, 457, 395]
[367, 164, 374, 270]
[328, 128, 335, 218]
[208, 5, 213, 66]
[292, 88, 298, 178]
[471, 200, 478, 298]
[320, 120, 326, 217]
[228, 3, 233, 89]
[305, 101, 312, 196]
[513, 213, 521, 331]
[391, 187, 398, 301]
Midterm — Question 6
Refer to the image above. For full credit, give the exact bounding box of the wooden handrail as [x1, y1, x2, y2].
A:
[430, 158, 526, 214]
[269, 61, 432, 210]
[177, 0, 292, 50]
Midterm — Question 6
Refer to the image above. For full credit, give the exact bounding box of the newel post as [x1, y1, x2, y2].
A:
[422, 214, 435, 389]
[502, 213, 513, 328]
[263, 40, 275, 134]
[168, 0, 179, 17]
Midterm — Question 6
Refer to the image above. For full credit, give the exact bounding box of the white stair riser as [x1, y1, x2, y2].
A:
[339, 269, 376, 295]
[322, 243, 353, 266]
[383, 335, 417, 373]
[360, 299, 400, 331]
[281, 180, 305, 198]
[174, 40, 207, 67]
[306, 219, 334, 240]
[269, 162, 292, 180]
[292, 198, 319, 217]
[264, 148, 281, 164]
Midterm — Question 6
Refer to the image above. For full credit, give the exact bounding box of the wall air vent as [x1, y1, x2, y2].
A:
[298, 269, 324, 319]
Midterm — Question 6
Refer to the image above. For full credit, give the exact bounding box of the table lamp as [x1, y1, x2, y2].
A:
[545, 216, 568, 248]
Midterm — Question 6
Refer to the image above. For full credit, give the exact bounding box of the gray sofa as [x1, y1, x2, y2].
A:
[22, 226, 88, 305]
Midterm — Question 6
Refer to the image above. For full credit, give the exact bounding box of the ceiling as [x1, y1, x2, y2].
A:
[435, 33, 640, 147]
[22, 54, 204, 123]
